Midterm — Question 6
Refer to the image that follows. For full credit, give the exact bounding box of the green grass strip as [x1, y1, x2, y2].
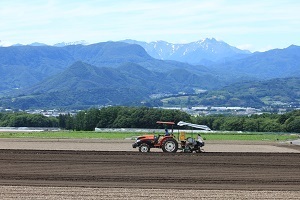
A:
[0, 131, 298, 141]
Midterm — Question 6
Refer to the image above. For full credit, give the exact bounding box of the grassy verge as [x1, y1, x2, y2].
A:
[199, 132, 299, 141]
[0, 131, 298, 141]
[0, 131, 134, 139]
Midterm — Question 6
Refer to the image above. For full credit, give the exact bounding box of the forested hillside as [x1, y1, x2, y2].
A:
[148, 77, 300, 108]
[0, 61, 221, 109]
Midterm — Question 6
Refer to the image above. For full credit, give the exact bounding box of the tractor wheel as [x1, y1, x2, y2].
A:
[139, 143, 150, 152]
[162, 138, 178, 153]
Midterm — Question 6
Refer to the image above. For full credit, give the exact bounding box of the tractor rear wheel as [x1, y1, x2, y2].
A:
[162, 138, 178, 153]
[139, 143, 150, 152]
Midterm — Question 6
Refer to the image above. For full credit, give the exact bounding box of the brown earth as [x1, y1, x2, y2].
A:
[0, 139, 300, 199]
[0, 149, 300, 199]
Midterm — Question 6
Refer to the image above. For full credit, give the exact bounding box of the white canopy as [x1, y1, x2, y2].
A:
[177, 121, 211, 131]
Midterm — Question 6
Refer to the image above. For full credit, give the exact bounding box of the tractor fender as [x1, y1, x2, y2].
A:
[158, 136, 173, 145]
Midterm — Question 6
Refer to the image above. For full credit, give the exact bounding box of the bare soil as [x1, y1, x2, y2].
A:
[0, 139, 299, 199]
[0, 138, 299, 152]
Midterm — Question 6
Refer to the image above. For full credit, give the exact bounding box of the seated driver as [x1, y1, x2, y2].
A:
[165, 128, 170, 136]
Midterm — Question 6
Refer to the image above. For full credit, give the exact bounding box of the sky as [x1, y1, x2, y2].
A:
[0, 0, 299, 52]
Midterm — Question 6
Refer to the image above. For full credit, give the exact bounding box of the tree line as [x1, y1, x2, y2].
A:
[1, 107, 300, 133]
[192, 111, 300, 133]
[63, 107, 191, 131]
[58, 107, 300, 133]
[0, 112, 58, 127]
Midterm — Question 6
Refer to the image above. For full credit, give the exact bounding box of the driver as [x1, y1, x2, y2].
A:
[165, 128, 170, 136]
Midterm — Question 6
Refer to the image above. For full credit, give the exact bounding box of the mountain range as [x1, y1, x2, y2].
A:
[0, 38, 299, 109]
[0, 42, 221, 93]
[122, 38, 251, 65]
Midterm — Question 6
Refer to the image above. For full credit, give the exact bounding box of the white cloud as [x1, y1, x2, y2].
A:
[0, 0, 299, 50]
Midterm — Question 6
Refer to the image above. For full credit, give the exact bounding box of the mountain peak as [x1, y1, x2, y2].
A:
[203, 37, 217, 42]
[287, 44, 299, 49]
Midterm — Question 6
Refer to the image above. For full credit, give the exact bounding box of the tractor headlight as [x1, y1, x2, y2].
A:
[136, 139, 141, 143]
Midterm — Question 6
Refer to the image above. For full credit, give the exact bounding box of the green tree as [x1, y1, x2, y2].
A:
[285, 116, 300, 133]
[58, 114, 66, 128]
[65, 114, 75, 130]
[220, 117, 244, 131]
[260, 119, 282, 132]
[243, 118, 260, 132]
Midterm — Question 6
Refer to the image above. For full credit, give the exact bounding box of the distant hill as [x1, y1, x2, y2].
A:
[0, 61, 221, 109]
[210, 45, 300, 80]
[153, 77, 300, 108]
[0, 45, 75, 92]
[0, 41, 219, 94]
[122, 38, 251, 65]
[206, 77, 300, 107]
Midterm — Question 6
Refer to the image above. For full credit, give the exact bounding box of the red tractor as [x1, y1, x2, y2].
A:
[132, 121, 210, 153]
[132, 121, 178, 153]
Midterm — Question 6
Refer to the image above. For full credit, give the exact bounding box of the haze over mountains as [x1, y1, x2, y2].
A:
[0, 38, 299, 109]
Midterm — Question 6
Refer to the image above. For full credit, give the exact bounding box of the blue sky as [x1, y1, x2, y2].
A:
[0, 0, 299, 52]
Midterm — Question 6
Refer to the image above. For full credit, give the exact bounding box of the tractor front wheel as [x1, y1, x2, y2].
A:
[162, 138, 178, 153]
[139, 143, 150, 152]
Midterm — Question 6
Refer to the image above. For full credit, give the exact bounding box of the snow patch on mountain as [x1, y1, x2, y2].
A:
[54, 40, 88, 47]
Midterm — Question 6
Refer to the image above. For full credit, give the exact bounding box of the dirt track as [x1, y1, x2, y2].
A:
[0, 138, 299, 153]
[0, 149, 300, 199]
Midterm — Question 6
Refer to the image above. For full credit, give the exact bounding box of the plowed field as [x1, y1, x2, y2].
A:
[0, 149, 300, 199]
